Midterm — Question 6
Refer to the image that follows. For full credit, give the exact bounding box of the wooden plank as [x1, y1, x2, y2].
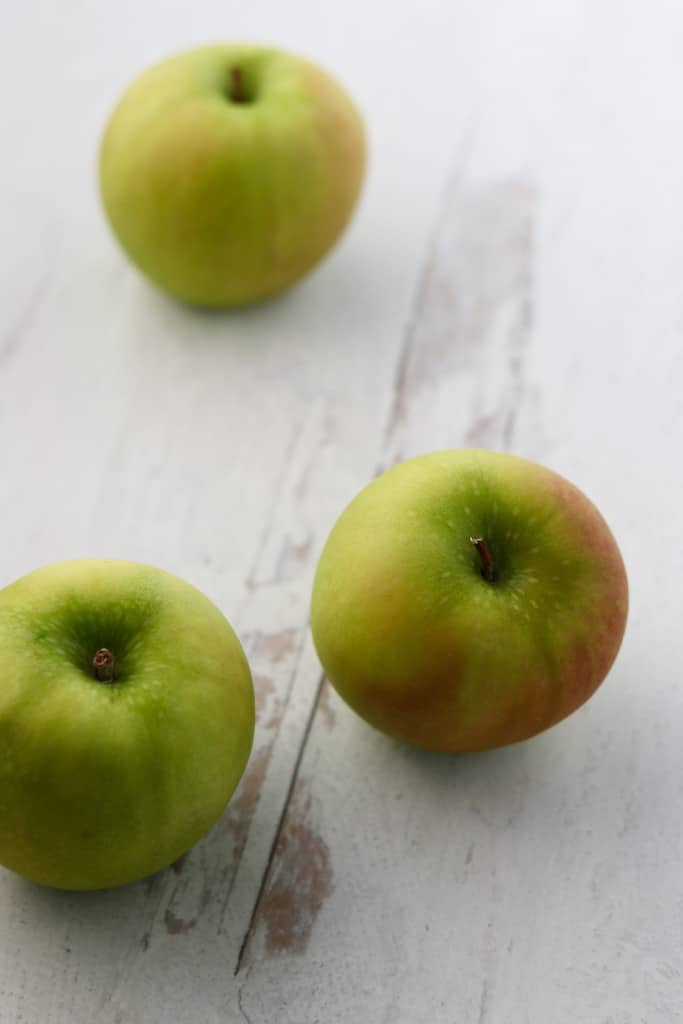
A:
[237, 4, 683, 1023]
[0, 1, 456, 1019]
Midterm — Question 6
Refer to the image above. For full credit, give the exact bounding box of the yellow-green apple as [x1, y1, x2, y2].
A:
[99, 44, 366, 307]
[311, 450, 628, 752]
[0, 559, 254, 889]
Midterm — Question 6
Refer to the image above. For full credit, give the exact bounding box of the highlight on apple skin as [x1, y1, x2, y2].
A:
[0, 559, 255, 890]
[310, 449, 629, 753]
[99, 44, 367, 307]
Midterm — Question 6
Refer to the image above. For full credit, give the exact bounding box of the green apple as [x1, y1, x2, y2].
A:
[99, 44, 366, 307]
[311, 450, 628, 752]
[0, 559, 254, 889]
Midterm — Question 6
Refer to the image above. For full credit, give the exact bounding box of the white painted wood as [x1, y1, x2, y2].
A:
[0, 2, 681, 1022]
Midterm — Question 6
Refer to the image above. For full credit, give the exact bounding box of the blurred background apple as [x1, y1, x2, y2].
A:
[100, 44, 366, 307]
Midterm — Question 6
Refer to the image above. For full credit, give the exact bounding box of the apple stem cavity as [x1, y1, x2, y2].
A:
[470, 537, 498, 583]
[228, 66, 248, 104]
[92, 648, 116, 683]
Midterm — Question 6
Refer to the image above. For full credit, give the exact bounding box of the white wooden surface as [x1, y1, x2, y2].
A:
[1, 2, 681, 1021]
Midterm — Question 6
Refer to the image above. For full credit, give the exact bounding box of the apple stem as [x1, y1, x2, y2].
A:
[229, 66, 247, 103]
[93, 648, 116, 683]
[470, 537, 497, 583]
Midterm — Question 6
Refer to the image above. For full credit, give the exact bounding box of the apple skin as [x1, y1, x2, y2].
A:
[0, 559, 254, 889]
[99, 44, 366, 307]
[310, 450, 628, 752]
